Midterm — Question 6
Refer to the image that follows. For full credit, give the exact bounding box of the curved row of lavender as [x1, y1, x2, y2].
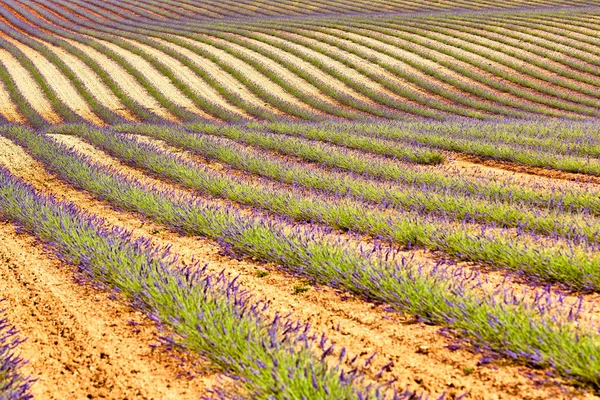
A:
[56, 0, 600, 22]
[55, 123, 600, 291]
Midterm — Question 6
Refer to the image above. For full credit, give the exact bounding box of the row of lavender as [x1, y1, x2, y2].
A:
[43, 3, 600, 119]
[2, 1, 600, 178]
[2, 124, 600, 391]
[263, 119, 600, 176]
[1, 2, 600, 126]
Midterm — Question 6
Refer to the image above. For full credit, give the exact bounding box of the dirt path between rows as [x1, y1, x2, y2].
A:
[0, 135, 594, 399]
[94, 38, 213, 120]
[42, 40, 138, 122]
[155, 35, 285, 118]
[0, 221, 215, 399]
[120, 37, 249, 119]
[63, 38, 177, 122]
[179, 36, 324, 117]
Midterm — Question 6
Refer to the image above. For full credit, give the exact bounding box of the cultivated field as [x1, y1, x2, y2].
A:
[1, 1, 600, 399]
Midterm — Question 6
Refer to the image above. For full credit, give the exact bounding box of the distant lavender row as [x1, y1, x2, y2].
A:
[3, 125, 600, 387]
[285, 119, 600, 176]
[114, 5, 600, 118]
[0, 307, 33, 400]
[0, 2, 162, 125]
[55, 0, 600, 23]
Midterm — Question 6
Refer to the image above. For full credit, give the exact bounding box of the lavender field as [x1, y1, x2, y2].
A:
[1, 1, 600, 399]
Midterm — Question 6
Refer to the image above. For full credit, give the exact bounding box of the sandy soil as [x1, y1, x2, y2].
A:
[387, 26, 586, 114]
[0, 78, 25, 123]
[226, 32, 383, 111]
[280, 29, 467, 111]
[347, 27, 579, 117]
[324, 28, 534, 113]
[0, 48, 61, 123]
[450, 153, 600, 186]
[178, 35, 323, 117]
[256, 30, 436, 112]
[443, 24, 600, 88]
[130, 131, 600, 319]
[20, 0, 74, 23]
[0, 3, 56, 37]
[155, 35, 286, 117]
[2, 135, 598, 398]
[0, 34, 103, 125]
[119, 37, 249, 119]
[433, 26, 600, 105]
[43, 41, 138, 122]
[0, 222, 217, 399]
[94, 38, 213, 120]
[490, 20, 600, 61]
[0, 5, 599, 398]
[38, 0, 105, 22]
[63, 38, 177, 122]
[225, 32, 390, 116]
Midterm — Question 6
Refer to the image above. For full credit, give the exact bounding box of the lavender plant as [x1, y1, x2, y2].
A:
[59, 124, 600, 256]
[0, 1, 162, 123]
[0, 59, 46, 129]
[0, 10, 122, 125]
[263, 121, 445, 164]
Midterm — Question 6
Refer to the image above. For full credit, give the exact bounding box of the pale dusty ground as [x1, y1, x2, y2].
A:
[225, 32, 377, 111]
[156, 35, 286, 117]
[0, 1, 175, 122]
[279, 29, 463, 111]
[0, 48, 61, 124]
[95, 38, 213, 120]
[439, 25, 600, 91]
[0, 6, 599, 397]
[449, 152, 600, 186]
[0, 135, 597, 399]
[0, 78, 24, 123]
[255, 30, 433, 113]
[62, 38, 177, 122]
[43, 41, 138, 122]
[179, 35, 323, 116]
[119, 38, 249, 119]
[323, 27, 532, 113]
[0, 33, 103, 125]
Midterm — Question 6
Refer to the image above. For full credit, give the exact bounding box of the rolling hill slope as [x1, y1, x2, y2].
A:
[0, 1, 599, 125]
